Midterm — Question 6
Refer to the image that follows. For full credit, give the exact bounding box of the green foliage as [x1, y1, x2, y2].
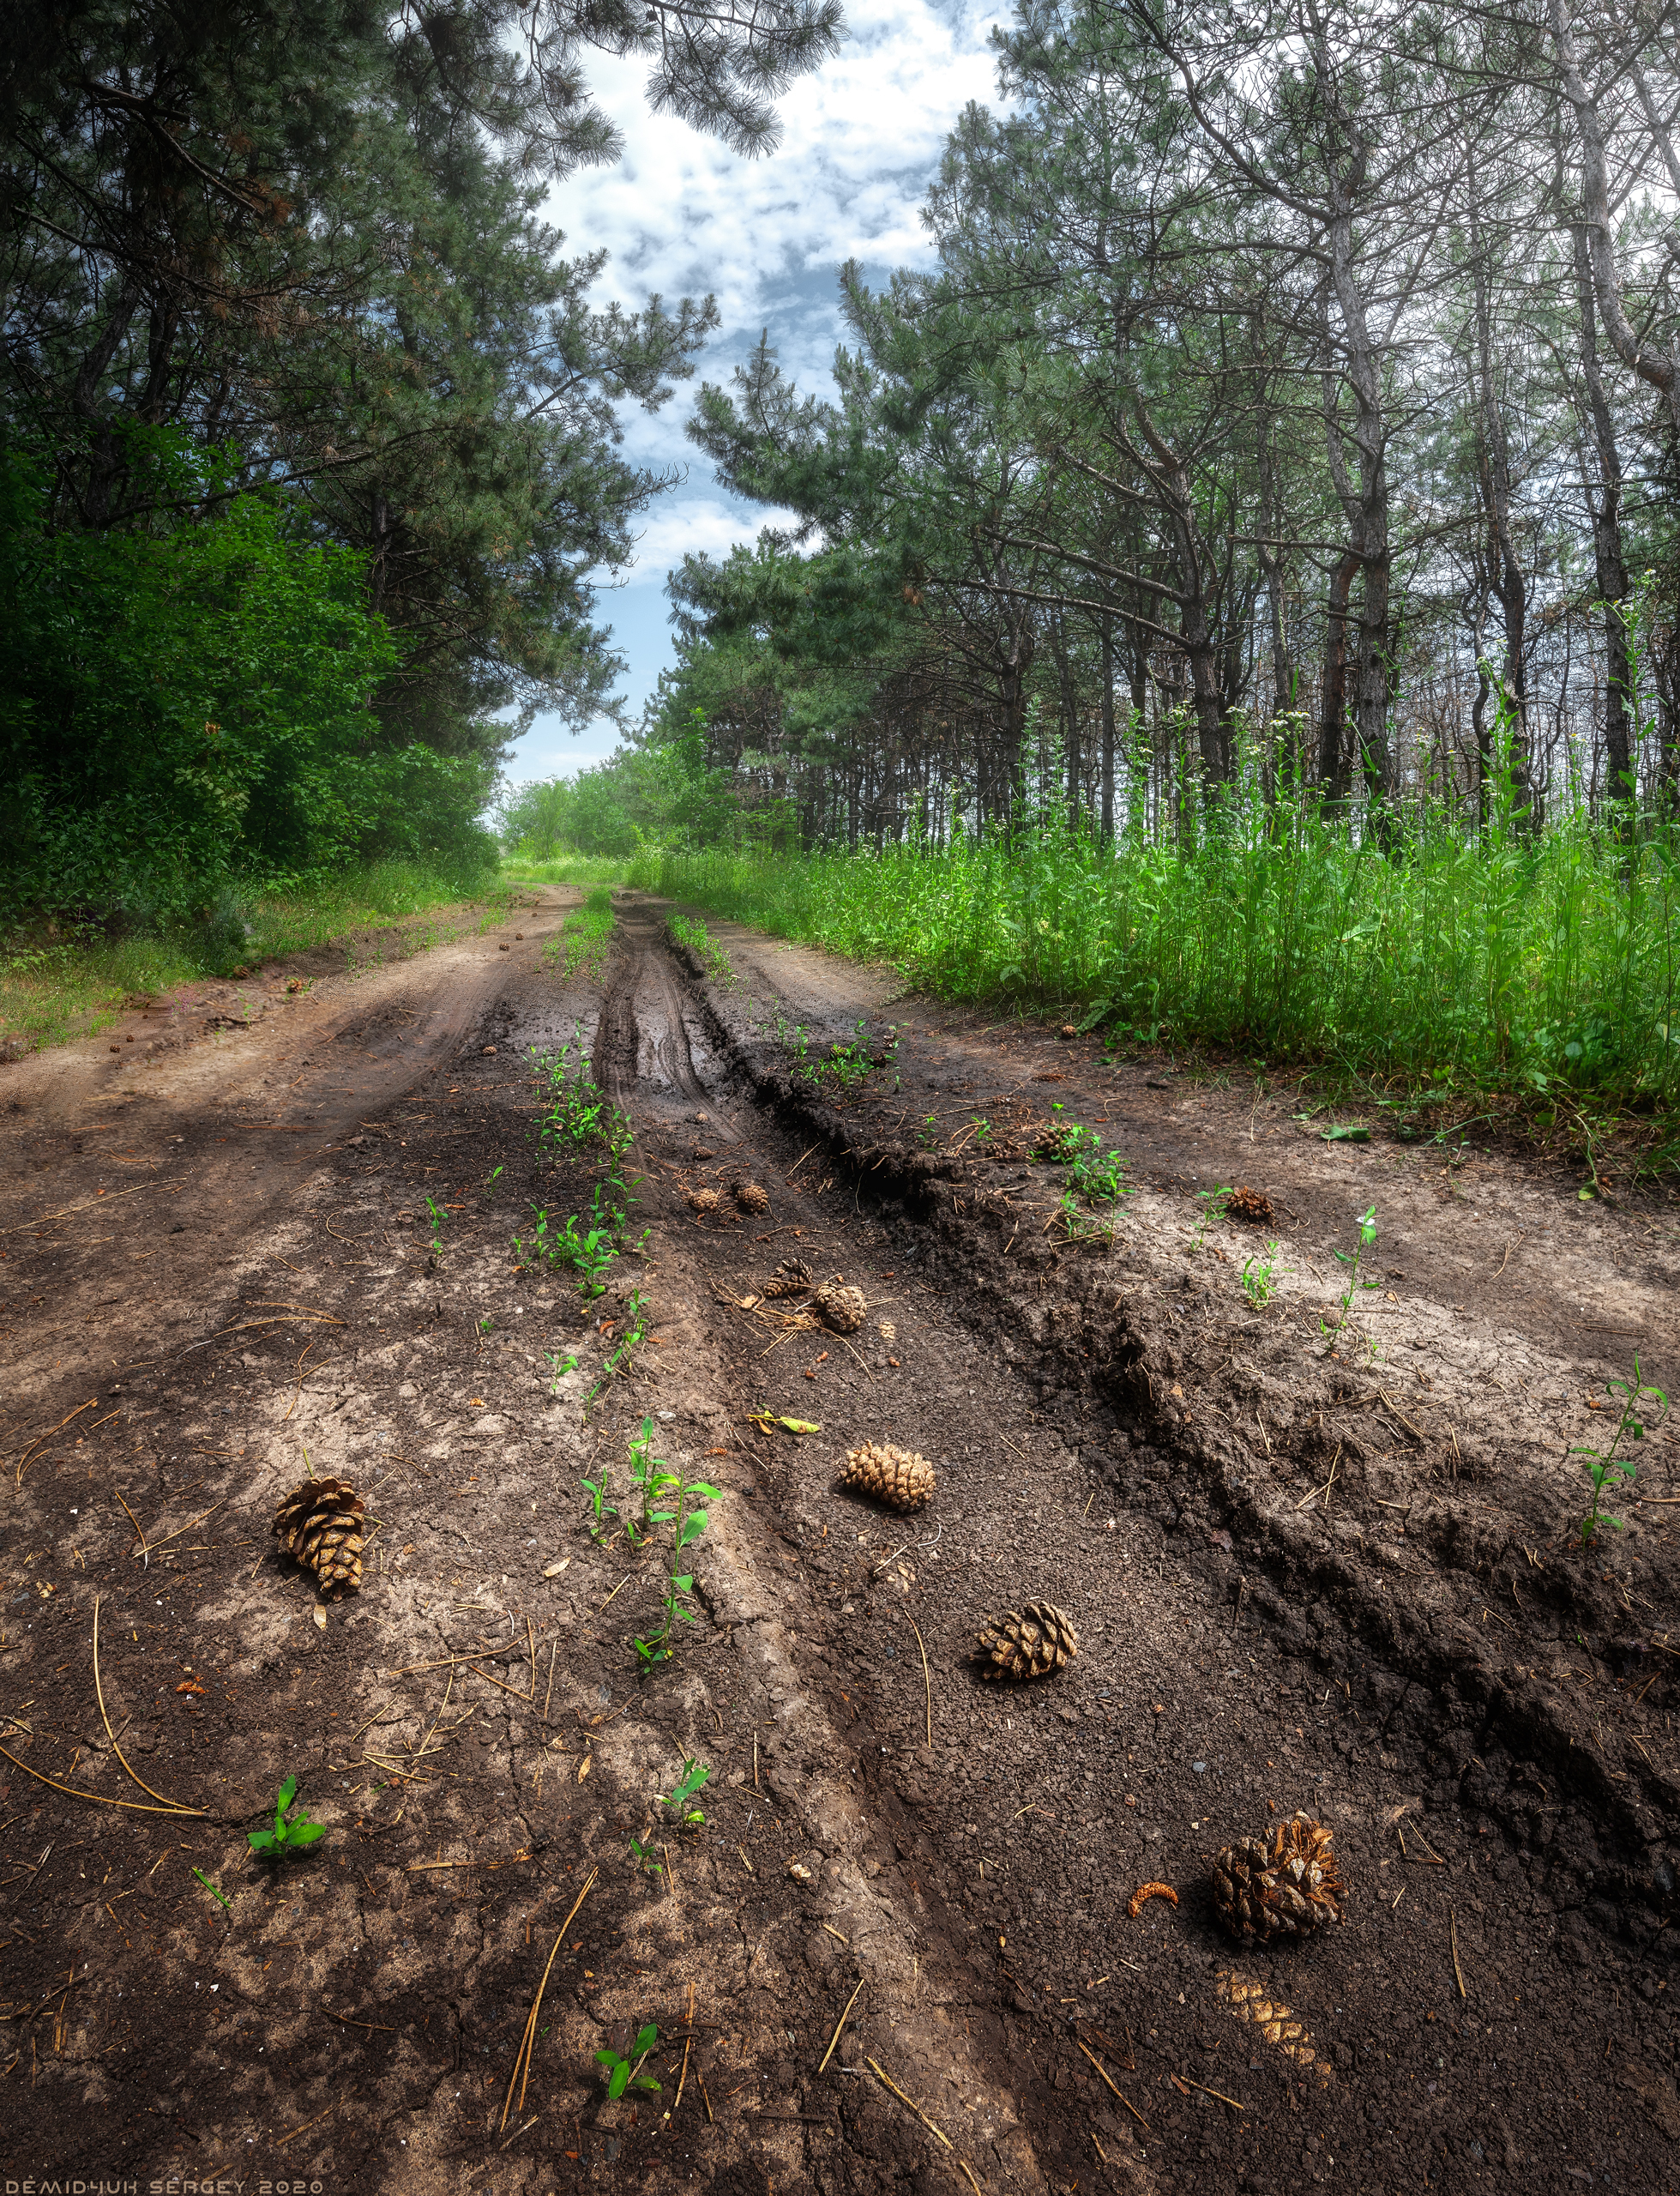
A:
[668, 910, 736, 984]
[247, 1775, 325, 1861]
[546, 887, 616, 980]
[1571, 1359, 1669, 1545]
[626, 1417, 722, 1669]
[629, 805, 1680, 1113]
[595, 2024, 660, 2101]
[529, 1032, 634, 1159]
[1328, 1205, 1380, 1333]
[1240, 1241, 1282, 1309]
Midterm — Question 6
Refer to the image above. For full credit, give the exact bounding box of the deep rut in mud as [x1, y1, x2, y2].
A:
[2, 889, 1678, 2196]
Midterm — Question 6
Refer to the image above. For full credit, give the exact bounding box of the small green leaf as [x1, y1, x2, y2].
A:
[278, 1774, 298, 1811]
[1321, 1125, 1370, 1143]
[608, 2060, 630, 2100]
[632, 2023, 659, 2054]
[288, 1820, 326, 1847]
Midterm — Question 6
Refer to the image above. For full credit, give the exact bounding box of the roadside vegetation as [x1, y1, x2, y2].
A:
[0, 857, 515, 1055]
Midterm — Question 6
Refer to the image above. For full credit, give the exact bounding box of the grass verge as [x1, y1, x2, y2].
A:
[545, 886, 617, 981]
[631, 820, 1680, 1176]
[502, 854, 631, 888]
[1, 856, 512, 1056]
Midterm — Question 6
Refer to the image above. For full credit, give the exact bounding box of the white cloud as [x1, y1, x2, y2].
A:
[499, 0, 1005, 785]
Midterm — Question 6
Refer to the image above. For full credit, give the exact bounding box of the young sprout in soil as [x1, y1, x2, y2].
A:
[546, 1348, 581, 1396]
[247, 1774, 325, 1861]
[626, 1417, 722, 1668]
[585, 1288, 652, 1411]
[1325, 1204, 1379, 1331]
[425, 1196, 447, 1256]
[581, 1457, 617, 1542]
[1241, 1240, 1281, 1308]
[596, 2024, 659, 2101]
[1572, 1356, 1669, 1544]
[629, 1758, 711, 1869]
[1189, 1185, 1234, 1249]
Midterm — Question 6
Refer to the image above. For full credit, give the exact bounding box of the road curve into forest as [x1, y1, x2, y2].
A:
[2, 885, 1678, 2194]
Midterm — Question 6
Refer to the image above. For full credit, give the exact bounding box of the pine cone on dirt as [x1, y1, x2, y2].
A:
[685, 1186, 720, 1215]
[838, 1441, 936, 1512]
[1225, 1185, 1276, 1225]
[1030, 1123, 1082, 1162]
[814, 1279, 866, 1334]
[734, 1180, 770, 1214]
[1213, 1813, 1345, 1944]
[762, 1258, 813, 1298]
[272, 1477, 365, 1593]
[973, 1601, 1078, 1680]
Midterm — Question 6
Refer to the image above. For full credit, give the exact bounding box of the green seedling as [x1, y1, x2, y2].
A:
[918, 1113, 939, 1147]
[192, 1867, 231, 1909]
[586, 1288, 651, 1411]
[595, 2023, 660, 2101]
[484, 1164, 504, 1195]
[247, 1774, 324, 1861]
[1063, 1126, 1134, 1204]
[545, 1348, 581, 1395]
[581, 1452, 618, 1541]
[529, 1031, 633, 1160]
[1571, 1356, 1669, 1544]
[629, 1757, 711, 1870]
[1189, 1185, 1234, 1248]
[425, 1197, 447, 1255]
[1241, 1240, 1281, 1308]
[627, 1417, 722, 1668]
[1324, 1204, 1379, 1334]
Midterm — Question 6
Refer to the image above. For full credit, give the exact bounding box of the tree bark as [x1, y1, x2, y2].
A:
[1571, 220, 1635, 806]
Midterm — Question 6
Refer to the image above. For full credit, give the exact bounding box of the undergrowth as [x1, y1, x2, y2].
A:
[630, 801, 1680, 1152]
[0, 856, 510, 1056]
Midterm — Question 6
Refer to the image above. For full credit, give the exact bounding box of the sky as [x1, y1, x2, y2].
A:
[503, 0, 1005, 787]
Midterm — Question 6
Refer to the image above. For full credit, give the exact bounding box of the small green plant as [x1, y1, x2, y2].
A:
[1189, 1185, 1234, 1247]
[545, 1347, 581, 1395]
[1063, 1126, 1134, 1204]
[586, 1288, 652, 1410]
[192, 1867, 231, 1909]
[424, 1196, 447, 1254]
[1571, 1357, 1669, 1544]
[626, 1417, 722, 1668]
[581, 1457, 618, 1541]
[629, 1757, 711, 1869]
[1324, 1204, 1379, 1334]
[247, 1774, 325, 1861]
[529, 1031, 632, 1160]
[1240, 1240, 1281, 1308]
[918, 1113, 938, 1146]
[595, 2023, 660, 2101]
[483, 1163, 504, 1196]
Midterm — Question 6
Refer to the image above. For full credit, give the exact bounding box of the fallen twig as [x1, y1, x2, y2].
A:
[817, 1977, 865, 2075]
[500, 1865, 599, 2132]
[867, 2057, 952, 2151]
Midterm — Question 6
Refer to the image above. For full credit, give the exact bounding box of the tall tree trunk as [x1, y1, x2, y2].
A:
[1571, 221, 1634, 806]
[1318, 545, 1361, 806]
[1099, 617, 1117, 844]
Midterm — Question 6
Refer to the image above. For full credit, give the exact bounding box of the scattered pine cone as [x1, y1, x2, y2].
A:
[814, 1279, 866, 1333]
[1213, 1813, 1345, 1944]
[1030, 1123, 1082, 1162]
[734, 1180, 770, 1214]
[762, 1257, 813, 1298]
[273, 1477, 365, 1594]
[838, 1441, 936, 1511]
[1226, 1185, 1276, 1225]
[685, 1186, 720, 1215]
[973, 1601, 1078, 1680]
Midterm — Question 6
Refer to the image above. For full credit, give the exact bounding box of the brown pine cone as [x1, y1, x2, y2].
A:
[973, 1601, 1078, 1680]
[762, 1258, 813, 1299]
[734, 1180, 770, 1214]
[1226, 1185, 1276, 1225]
[272, 1477, 365, 1593]
[1030, 1122, 1082, 1162]
[837, 1441, 936, 1512]
[685, 1186, 720, 1215]
[1213, 1813, 1345, 1944]
[814, 1279, 866, 1334]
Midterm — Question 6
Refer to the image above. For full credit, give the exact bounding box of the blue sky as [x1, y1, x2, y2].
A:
[504, 0, 1005, 787]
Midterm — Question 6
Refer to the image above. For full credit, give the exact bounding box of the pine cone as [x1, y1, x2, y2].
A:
[1030, 1123, 1082, 1163]
[1226, 1185, 1276, 1225]
[734, 1180, 770, 1214]
[838, 1441, 936, 1512]
[762, 1258, 813, 1299]
[814, 1280, 866, 1334]
[273, 1477, 365, 1593]
[973, 1601, 1078, 1680]
[1213, 1813, 1345, 1944]
[686, 1186, 720, 1215]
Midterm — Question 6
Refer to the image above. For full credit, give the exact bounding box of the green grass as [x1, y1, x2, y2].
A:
[0, 855, 510, 1055]
[545, 885, 617, 981]
[629, 809, 1680, 1117]
[502, 853, 631, 887]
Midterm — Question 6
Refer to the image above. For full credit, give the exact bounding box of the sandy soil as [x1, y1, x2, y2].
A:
[2, 886, 1678, 2196]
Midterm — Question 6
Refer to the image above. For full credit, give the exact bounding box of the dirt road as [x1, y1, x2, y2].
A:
[3, 888, 1678, 2194]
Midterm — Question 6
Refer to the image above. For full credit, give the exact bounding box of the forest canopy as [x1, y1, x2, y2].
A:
[0, 0, 841, 917]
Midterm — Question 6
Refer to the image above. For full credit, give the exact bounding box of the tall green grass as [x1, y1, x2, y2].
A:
[502, 852, 632, 888]
[631, 813, 1680, 1106]
[1, 855, 509, 1054]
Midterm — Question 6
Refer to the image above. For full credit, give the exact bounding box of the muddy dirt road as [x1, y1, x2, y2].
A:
[3, 888, 1679, 2195]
